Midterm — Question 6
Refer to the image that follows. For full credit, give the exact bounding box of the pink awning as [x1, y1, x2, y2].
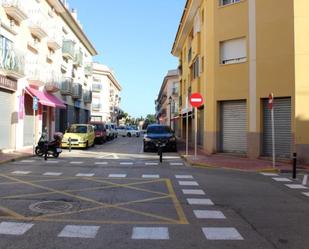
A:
[25, 87, 66, 109]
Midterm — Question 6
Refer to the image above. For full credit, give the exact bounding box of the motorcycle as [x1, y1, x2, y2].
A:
[35, 133, 62, 158]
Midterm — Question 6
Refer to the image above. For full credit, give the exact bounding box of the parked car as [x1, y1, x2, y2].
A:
[61, 124, 95, 149]
[90, 121, 107, 144]
[110, 123, 118, 138]
[105, 123, 114, 140]
[117, 126, 127, 137]
[127, 126, 140, 137]
[143, 124, 177, 152]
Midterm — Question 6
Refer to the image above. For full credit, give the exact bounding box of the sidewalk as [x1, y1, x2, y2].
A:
[177, 141, 309, 173]
[0, 147, 33, 165]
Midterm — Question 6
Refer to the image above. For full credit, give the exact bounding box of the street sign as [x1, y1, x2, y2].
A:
[189, 93, 204, 108]
[33, 96, 38, 111]
[268, 93, 273, 109]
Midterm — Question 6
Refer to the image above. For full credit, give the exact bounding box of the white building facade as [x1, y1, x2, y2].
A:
[91, 63, 122, 123]
[0, 0, 97, 151]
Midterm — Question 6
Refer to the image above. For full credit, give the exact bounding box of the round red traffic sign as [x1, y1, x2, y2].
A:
[189, 93, 204, 107]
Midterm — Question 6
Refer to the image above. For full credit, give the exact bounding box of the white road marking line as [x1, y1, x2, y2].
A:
[194, 210, 226, 219]
[120, 162, 134, 165]
[142, 174, 160, 179]
[98, 154, 114, 159]
[302, 192, 309, 197]
[132, 227, 169, 240]
[285, 184, 308, 189]
[0, 222, 34, 235]
[94, 162, 108, 165]
[76, 173, 94, 177]
[20, 160, 34, 163]
[113, 154, 119, 159]
[182, 189, 205, 195]
[70, 161, 84, 164]
[12, 171, 31, 175]
[145, 162, 159, 166]
[108, 174, 127, 178]
[178, 181, 199, 186]
[43, 172, 63, 176]
[45, 161, 59, 164]
[260, 173, 279, 176]
[187, 198, 214, 205]
[272, 177, 292, 182]
[175, 175, 193, 179]
[170, 162, 184, 166]
[202, 227, 244, 240]
[58, 225, 100, 238]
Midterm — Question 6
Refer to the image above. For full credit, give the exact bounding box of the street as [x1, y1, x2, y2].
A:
[0, 136, 308, 249]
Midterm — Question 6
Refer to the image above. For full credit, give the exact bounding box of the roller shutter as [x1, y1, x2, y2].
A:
[220, 100, 247, 153]
[0, 90, 13, 149]
[262, 97, 291, 158]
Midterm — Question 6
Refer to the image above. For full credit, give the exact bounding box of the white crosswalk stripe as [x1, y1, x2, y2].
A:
[12, 171, 31, 175]
[108, 174, 127, 178]
[260, 173, 279, 176]
[178, 181, 199, 186]
[58, 225, 100, 238]
[285, 184, 308, 189]
[187, 198, 214, 205]
[202, 227, 244, 240]
[170, 162, 184, 166]
[182, 189, 205, 195]
[145, 162, 159, 166]
[94, 162, 108, 165]
[43, 172, 63, 176]
[142, 174, 160, 179]
[120, 162, 133, 165]
[272, 177, 292, 182]
[0, 222, 33, 235]
[70, 161, 84, 164]
[194, 210, 226, 219]
[175, 175, 193, 179]
[132, 227, 169, 240]
[20, 160, 34, 163]
[45, 161, 59, 164]
[302, 192, 309, 197]
[76, 173, 94, 177]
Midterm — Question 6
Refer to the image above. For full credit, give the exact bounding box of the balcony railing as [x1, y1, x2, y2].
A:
[47, 30, 62, 50]
[45, 72, 60, 92]
[71, 82, 82, 99]
[2, 0, 28, 23]
[92, 83, 102, 92]
[92, 103, 101, 111]
[84, 62, 93, 76]
[83, 90, 92, 104]
[60, 77, 72, 95]
[28, 11, 48, 39]
[0, 46, 25, 79]
[62, 40, 75, 60]
[73, 49, 83, 67]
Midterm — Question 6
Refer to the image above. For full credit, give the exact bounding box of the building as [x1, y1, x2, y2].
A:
[90, 62, 122, 123]
[0, 0, 97, 151]
[155, 69, 180, 135]
[172, 0, 309, 163]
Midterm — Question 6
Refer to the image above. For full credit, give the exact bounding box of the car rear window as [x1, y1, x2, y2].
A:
[147, 126, 171, 134]
[93, 124, 104, 131]
[68, 125, 87, 133]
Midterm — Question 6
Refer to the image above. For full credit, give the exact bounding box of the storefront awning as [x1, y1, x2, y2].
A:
[25, 87, 66, 109]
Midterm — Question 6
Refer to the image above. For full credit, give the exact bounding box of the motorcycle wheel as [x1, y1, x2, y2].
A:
[35, 147, 44, 157]
[53, 152, 60, 158]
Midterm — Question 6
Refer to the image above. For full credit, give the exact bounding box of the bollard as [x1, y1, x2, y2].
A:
[69, 137, 71, 152]
[44, 141, 48, 161]
[292, 153, 297, 179]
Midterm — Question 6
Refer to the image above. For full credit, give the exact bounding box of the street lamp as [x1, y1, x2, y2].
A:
[168, 96, 172, 128]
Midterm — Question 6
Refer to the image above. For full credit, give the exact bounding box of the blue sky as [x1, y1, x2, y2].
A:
[68, 0, 185, 118]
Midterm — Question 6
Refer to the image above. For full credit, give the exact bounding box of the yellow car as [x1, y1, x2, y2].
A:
[61, 124, 95, 149]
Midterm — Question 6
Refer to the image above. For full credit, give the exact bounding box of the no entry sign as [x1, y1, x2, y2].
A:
[189, 93, 203, 108]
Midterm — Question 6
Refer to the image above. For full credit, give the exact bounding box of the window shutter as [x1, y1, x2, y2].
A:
[220, 38, 246, 63]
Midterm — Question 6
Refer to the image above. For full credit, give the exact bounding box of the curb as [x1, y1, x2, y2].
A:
[0, 154, 34, 165]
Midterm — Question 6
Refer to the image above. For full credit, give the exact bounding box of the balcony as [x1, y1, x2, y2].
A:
[45, 72, 60, 92]
[0, 47, 25, 79]
[62, 40, 75, 60]
[92, 103, 101, 111]
[73, 49, 83, 67]
[47, 32, 62, 50]
[27, 68, 45, 87]
[83, 90, 92, 104]
[71, 82, 82, 99]
[84, 62, 93, 76]
[27, 39, 39, 53]
[28, 14, 48, 40]
[92, 83, 102, 92]
[60, 77, 72, 95]
[2, 0, 28, 23]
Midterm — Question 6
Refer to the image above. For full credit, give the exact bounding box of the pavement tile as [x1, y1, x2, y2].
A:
[0, 222, 34, 235]
[202, 227, 244, 240]
[132, 227, 169, 240]
[58, 225, 100, 238]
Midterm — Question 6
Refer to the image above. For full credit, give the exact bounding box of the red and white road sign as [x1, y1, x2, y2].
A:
[268, 93, 273, 109]
[189, 93, 204, 108]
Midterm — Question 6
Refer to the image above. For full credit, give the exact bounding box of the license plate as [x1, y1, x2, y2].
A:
[56, 148, 62, 153]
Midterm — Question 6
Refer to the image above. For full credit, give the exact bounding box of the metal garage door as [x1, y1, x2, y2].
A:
[0, 90, 13, 149]
[262, 97, 291, 158]
[23, 94, 34, 146]
[220, 100, 247, 153]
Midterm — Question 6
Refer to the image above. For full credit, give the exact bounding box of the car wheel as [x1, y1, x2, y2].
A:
[127, 133, 132, 137]
[84, 141, 89, 150]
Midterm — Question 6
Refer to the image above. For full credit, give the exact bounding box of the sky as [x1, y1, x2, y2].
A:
[68, 0, 186, 118]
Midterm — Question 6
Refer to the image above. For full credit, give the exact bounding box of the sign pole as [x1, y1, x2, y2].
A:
[269, 93, 275, 168]
[194, 107, 197, 160]
[32, 97, 38, 155]
[33, 109, 35, 155]
[185, 96, 189, 156]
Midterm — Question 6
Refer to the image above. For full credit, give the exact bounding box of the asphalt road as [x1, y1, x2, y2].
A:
[0, 136, 308, 249]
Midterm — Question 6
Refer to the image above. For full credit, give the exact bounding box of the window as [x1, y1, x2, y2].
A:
[193, 12, 201, 35]
[220, 38, 246, 64]
[220, 0, 241, 6]
[190, 56, 200, 80]
[188, 47, 192, 62]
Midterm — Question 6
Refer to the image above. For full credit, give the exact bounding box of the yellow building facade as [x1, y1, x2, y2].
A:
[172, 0, 309, 164]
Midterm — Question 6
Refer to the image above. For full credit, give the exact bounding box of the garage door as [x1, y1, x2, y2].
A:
[0, 90, 13, 149]
[220, 100, 247, 153]
[262, 97, 291, 158]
